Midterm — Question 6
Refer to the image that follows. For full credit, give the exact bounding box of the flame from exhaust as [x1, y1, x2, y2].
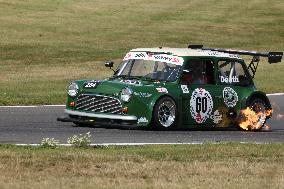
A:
[270, 102, 284, 120]
[262, 124, 271, 131]
[276, 114, 284, 120]
[238, 108, 272, 131]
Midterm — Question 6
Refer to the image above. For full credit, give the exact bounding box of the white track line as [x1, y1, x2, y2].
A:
[0, 105, 65, 108]
[14, 142, 271, 146]
[15, 143, 203, 146]
[267, 93, 284, 96]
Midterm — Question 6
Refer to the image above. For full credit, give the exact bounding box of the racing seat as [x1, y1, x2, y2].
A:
[181, 71, 193, 84]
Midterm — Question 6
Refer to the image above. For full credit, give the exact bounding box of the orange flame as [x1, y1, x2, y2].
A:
[276, 114, 284, 120]
[262, 124, 271, 131]
[270, 102, 284, 120]
[238, 108, 272, 131]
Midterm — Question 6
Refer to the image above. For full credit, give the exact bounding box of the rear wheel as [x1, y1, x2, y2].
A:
[152, 97, 177, 130]
[238, 98, 268, 131]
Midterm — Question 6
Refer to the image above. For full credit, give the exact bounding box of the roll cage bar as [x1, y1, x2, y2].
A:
[188, 44, 283, 79]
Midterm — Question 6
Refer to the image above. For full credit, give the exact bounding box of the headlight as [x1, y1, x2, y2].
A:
[68, 82, 79, 97]
[120, 87, 133, 102]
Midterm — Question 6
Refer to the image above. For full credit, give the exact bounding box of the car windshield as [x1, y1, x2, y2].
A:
[113, 59, 182, 82]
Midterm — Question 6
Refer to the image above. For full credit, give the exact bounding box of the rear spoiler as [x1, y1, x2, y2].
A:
[188, 44, 283, 78]
[188, 44, 283, 64]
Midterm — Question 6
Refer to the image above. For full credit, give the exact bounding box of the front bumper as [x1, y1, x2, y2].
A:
[57, 109, 138, 127]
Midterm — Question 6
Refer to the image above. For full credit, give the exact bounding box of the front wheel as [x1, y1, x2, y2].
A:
[237, 98, 269, 131]
[152, 97, 177, 130]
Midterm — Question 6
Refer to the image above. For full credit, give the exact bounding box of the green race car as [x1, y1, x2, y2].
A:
[58, 45, 283, 131]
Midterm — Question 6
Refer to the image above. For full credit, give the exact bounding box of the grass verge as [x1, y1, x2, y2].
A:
[0, 143, 283, 189]
[0, 0, 283, 105]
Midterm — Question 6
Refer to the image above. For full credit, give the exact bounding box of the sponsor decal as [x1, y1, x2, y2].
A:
[223, 87, 238, 107]
[84, 81, 100, 88]
[220, 76, 239, 83]
[190, 88, 213, 123]
[210, 110, 222, 124]
[133, 92, 152, 98]
[156, 87, 168, 93]
[120, 79, 142, 86]
[123, 52, 184, 65]
[198, 50, 240, 59]
[181, 85, 189, 94]
[138, 117, 149, 123]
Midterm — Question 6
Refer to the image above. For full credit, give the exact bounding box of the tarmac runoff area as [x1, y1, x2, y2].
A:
[0, 93, 283, 145]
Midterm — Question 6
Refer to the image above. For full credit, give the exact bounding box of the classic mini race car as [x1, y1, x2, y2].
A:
[58, 45, 283, 131]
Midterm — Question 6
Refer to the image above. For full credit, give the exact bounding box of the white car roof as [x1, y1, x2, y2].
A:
[130, 47, 242, 59]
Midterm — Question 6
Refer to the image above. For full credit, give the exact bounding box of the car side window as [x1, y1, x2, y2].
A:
[181, 59, 215, 85]
[218, 60, 251, 86]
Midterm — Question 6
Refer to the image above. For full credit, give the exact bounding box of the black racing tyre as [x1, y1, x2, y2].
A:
[152, 97, 177, 130]
[238, 98, 267, 131]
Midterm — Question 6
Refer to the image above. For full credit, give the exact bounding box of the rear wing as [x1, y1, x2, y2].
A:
[188, 44, 283, 63]
[188, 44, 283, 78]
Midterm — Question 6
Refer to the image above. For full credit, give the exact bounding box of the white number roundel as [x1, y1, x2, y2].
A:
[190, 88, 213, 123]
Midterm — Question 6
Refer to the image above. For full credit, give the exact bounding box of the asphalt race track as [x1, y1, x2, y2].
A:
[0, 95, 283, 144]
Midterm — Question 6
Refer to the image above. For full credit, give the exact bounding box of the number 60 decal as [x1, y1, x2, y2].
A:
[196, 97, 208, 113]
[190, 88, 213, 123]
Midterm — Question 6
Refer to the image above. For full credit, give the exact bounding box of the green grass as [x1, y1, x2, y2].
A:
[0, 0, 283, 105]
[0, 144, 283, 189]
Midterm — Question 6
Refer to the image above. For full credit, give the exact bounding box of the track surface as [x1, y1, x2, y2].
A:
[0, 95, 283, 144]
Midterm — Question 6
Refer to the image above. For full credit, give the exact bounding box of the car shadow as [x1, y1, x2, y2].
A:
[72, 123, 240, 131]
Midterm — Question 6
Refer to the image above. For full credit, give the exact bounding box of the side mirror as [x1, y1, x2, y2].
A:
[105, 61, 114, 68]
[105, 61, 115, 72]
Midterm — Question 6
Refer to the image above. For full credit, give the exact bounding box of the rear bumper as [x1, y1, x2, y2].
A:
[57, 109, 138, 127]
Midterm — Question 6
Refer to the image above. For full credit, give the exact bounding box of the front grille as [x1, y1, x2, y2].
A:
[75, 94, 122, 114]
